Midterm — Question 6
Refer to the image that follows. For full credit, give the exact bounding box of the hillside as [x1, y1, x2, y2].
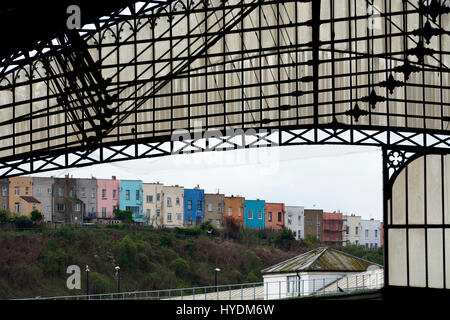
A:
[0, 224, 383, 299]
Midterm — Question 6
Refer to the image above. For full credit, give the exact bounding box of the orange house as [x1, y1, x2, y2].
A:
[9, 177, 34, 215]
[265, 203, 285, 231]
[224, 196, 245, 226]
[18, 196, 41, 217]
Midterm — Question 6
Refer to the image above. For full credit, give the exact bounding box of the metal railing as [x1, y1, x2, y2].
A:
[18, 271, 383, 300]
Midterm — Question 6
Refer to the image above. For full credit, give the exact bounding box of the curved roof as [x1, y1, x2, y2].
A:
[261, 247, 382, 274]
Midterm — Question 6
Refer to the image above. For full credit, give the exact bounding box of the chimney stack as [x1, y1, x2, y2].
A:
[112, 176, 116, 180]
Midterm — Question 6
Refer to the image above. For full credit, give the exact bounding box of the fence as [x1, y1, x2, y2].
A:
[18, 270, 383, 300]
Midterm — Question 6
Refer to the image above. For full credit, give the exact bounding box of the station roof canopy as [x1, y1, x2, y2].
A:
[261, 247, 382, 274]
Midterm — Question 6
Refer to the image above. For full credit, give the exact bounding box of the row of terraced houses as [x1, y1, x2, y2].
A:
[0, 175, 382, 247]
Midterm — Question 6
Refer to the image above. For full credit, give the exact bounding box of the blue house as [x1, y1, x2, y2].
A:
[244, 199, 265, 229]
[119, 180, 144, 224]
[184, 187, 205, 226]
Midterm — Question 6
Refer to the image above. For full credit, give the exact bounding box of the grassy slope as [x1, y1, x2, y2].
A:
[0, 226, 382, 299]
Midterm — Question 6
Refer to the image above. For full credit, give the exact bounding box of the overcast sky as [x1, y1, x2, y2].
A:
[31, 145, 383, 221]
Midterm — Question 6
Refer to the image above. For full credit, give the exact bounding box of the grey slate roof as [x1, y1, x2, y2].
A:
[261, 247, 381, 274]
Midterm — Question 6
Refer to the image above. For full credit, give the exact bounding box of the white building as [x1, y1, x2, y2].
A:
[261, 247, 382, 299]
[360, 218, 382, 249]
[161, 185, 184, 228]
[143, 183, 164, 227]
[343, 214, 362, 246]
[285, 206, 304, 240]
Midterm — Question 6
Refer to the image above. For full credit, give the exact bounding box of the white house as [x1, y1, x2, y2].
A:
[261, 247, 382, 300]
[285, 206, 304, 240]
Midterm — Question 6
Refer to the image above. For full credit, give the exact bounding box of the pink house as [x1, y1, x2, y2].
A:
[97, 176, 120, 223]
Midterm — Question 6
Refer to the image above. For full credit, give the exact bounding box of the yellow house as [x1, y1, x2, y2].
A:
[9, 177, 34, 215]
[18, 196, 41, 217]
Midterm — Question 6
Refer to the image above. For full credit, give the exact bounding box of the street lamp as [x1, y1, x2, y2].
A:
[115, 266, 121, 295]
[85, 265, 90, 296]
[214, 268, 221, 292]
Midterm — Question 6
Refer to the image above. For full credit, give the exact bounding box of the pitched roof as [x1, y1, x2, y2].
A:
[19, 196, 40, 204]
[261, 247, 381, 274]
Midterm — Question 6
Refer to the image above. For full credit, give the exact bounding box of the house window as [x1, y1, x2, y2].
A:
[268, 212, 272, 222]
[146, 209, 150, 216]
[156, 193, 160, 201]
[228, 207, 232, 216]
[136, 190, 140, 201]
[288, 218, 292, 225]
[356, 240, 359, 245]
[355, 226, 359, 235]
[91, 191, 95, 198]
[102, 207, 107, 218]
[216, 220, 221, 228]
[14, 187, 19, 195]
[297, 230, 301, 239]
[218, 204, 222, 212]
[47, 187, 52, 193]
[167, 212, 172, 222]
[156, 210, 160, 217]
[197, 200, 202, 211]
[298, 216, 301, 224]
[365, 229, 369, 238]
[177, 213, 182, 220]
[37, 187, 42, 194]
[317, 219, 321, 226]
[238, 207, 242, 217]
[47, 206, 51, 212]
[346, 226, 350, 235]
[14, 203, 20, 213]
[167, 197, 172, 206]
[125, 190, 130, 200]
[2, 186, 6, 196]
[74, 203, 81, 212]
[307, 219, 312, 226]
[258, 210, 262, 219]
[113, 189, 117, 199]
[248, 210, 253, 219]
[188, 200, 192, 211]
[25, 187, 29, 195]
[69, 189, 73, 197]
[176, 197, 180, 205]
[146, 195, 153, 203]
[278, 212, 282, 222]
[32, 204, 37, 210]
[375, 229, 378, 238]
[208, 203, 212, 212]
[58, 187, 64, 197]
[102, 189, 107, 199]
[81, 188, 86, 197]
[57, 203, 65, 212]
[287, 276, 298, 294]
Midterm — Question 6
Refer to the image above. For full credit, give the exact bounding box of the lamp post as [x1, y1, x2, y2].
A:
[214, 268, 221, 292]
[115, 266, 121, 295]
[85, 265, 90, 296]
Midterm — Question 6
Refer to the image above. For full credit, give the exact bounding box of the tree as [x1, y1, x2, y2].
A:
[13, 216, 33, 229]
[223, 217, 240, 239]
[30, 210, 43, 223]
[170, 257, 190, 278]
[0, 210, 10, 224]
[273, 228, 297, 248]
[199, 221, 220, 236]
[114, 209, 133, 223]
